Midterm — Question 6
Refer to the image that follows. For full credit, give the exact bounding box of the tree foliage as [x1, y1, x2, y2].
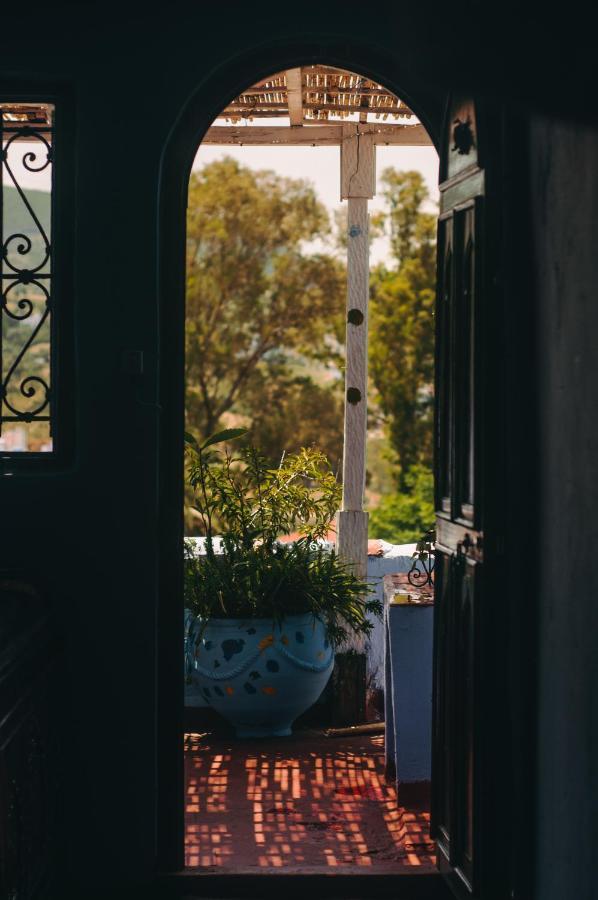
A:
[184, 158, 437, 545]
[241, 368, 345, 474]
[368, 465, 434, 543]
[369, 170, 436, 487]
[185, 158, 345, 443]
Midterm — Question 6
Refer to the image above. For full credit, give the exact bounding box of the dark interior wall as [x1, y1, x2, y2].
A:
[0, 3, 596, 895]
[530, 117, 598, 900]
[0, 8, 448, 890]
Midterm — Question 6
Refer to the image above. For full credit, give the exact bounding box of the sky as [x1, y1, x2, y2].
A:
[193, 141, 439, 265]
[3, 142, 51, 191]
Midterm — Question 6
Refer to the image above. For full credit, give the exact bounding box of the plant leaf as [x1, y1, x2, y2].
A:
[184, 431, 199, 446]
[200, 428, 248, 451]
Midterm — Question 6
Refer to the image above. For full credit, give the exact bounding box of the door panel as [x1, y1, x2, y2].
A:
[454, 204, 478, 524]
[436, 217, 453, 514]
[431, 96, 485, 898]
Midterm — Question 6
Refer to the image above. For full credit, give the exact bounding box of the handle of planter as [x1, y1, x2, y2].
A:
[192, 648, 262, 681]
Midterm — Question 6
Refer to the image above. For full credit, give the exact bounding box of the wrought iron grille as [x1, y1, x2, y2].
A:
[408, 528, 435, 589]
[0, 103, 54, 452]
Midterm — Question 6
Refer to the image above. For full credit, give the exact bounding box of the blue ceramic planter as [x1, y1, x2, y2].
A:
[186, 613, 334, 737]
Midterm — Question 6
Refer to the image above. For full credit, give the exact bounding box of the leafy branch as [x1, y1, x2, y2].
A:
[184, 430, 381, 645]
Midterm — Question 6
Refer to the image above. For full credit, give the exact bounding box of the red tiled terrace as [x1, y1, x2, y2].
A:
[184, 730, 435, 874]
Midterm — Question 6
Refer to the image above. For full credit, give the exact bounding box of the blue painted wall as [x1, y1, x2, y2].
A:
[385, 604, 433, 783]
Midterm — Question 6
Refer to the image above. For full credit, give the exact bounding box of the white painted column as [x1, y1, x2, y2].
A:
[337, 127, 375, 653]
[338, 195, 369, 576]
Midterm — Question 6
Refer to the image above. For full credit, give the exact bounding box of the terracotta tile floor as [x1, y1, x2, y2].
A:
[184, 730, 435, 873]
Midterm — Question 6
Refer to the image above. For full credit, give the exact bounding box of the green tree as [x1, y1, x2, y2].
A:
[185, 158, 345, 439]
[241, 367, 345, 473]
[369, 169, 436, 487]
[368, 465, 434, 543]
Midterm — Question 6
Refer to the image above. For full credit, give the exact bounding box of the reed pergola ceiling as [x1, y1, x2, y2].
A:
[0, 104, 53, 127]
[204, 65, 432, 147]
[222, 65, 415, 123]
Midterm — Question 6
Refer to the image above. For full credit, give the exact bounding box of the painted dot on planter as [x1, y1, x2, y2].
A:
[259, 634, 274, 652]
[214, 686, 224, 697]
[213, 659, 220, 668]
[295, 631, 305, 644]
[204, 640, 213, 651]
[225, 686, 234, 696]
[202, 687, 211, 699]
[262, 686, 277, 696]
[266, 660, 279, 673]
[247, 627, 256, 635]
[222, 639, 245, 661]
[244, 682, 257, 694]
[249, 671, 261, 680]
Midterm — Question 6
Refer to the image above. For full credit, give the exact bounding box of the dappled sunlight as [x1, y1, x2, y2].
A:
[184, 731, 435, 871]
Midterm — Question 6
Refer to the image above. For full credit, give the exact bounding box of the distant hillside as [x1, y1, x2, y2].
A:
[3, 185, 51, 237]
[2, 186, 51, 268]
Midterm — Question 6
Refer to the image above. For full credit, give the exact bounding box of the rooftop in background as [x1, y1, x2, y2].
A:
[203, 65, 432, 147]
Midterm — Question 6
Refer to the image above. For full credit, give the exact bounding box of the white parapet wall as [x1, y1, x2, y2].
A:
[364, 542, 420, 690]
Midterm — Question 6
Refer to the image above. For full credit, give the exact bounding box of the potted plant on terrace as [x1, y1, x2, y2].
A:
[184, 429, 381, 737]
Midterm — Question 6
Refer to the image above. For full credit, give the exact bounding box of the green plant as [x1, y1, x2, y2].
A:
[184, 429, 381, 646]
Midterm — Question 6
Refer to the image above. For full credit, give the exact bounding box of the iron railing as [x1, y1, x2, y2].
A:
[407, 528, 435, 589]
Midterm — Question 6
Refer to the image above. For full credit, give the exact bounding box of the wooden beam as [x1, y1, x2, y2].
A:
[224, 100, 412, 116]
[221, 109, 289, 118]
[340, 129, 376, 199]
[234, 86, 409, 98]
[202, 123, 432, 147]
[285, 68, 303, 126]
[202, 126, 344, 146]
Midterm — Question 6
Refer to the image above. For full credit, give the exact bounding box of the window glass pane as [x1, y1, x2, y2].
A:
[1, 102, 53, 453]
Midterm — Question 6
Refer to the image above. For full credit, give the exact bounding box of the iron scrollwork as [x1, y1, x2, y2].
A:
[1, 105, 53, 449]
[408, 527, 436, 589]
[451, 116, 475, 156]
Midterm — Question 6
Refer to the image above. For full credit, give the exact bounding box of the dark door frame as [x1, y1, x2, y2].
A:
[155, 36, 471, 895]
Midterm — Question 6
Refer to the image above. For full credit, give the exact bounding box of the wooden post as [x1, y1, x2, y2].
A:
[285, 68, 303, 126]
[337, 192, 369, 608]
[337, 126, 375, 595]
[333, 128, 375, 721]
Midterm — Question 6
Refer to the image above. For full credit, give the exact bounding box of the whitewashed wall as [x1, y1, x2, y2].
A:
[365, 542, 419, 689]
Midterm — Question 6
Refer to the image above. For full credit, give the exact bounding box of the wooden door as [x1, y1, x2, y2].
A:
[431, 96, 486, 897]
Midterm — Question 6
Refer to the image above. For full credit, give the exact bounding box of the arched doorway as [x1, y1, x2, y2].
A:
[182, 62, 438, 876]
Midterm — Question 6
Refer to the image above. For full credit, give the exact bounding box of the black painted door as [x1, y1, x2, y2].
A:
[431, 96, 486, 898]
